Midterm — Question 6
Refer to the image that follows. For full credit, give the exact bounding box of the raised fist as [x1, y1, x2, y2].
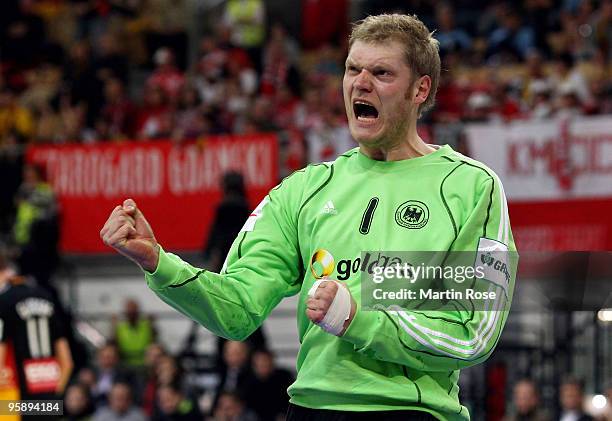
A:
[100, 199, 159, 272]
[306, 280, 356, 336]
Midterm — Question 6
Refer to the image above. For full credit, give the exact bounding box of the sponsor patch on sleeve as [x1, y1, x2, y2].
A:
[475, 237, 510, 295]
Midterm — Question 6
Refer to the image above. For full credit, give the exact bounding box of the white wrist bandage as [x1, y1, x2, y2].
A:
[307, 279, 352, 336]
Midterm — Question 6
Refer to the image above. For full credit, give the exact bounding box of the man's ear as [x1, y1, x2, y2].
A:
[412, 75, 432, 106]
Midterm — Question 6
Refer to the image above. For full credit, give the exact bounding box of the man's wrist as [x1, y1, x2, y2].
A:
[139, 244, 160, 273]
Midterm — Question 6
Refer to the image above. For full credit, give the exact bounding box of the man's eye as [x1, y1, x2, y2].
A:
[375, 70, 391, 76]
[347, 66, 359, 73]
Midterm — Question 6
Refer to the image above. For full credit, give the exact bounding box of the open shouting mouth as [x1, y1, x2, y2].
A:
[353, 100, 379, 124]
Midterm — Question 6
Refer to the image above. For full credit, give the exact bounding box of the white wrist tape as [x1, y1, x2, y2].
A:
[307, 279, 351, 336]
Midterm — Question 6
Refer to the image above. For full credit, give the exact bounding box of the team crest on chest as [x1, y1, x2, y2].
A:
[395, 200, 429, 229]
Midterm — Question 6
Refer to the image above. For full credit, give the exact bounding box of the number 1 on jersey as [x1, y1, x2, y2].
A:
[359, 197, 379, 235]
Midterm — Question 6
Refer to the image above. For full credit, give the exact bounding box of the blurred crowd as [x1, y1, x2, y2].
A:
[55, 297, 612, 421]
[0, 0, 610, 157]
[61, 298, 293, 421]
[504, 377, 612, 421]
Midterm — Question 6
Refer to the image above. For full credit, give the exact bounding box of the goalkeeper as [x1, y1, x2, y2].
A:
[101, 14, 516, 421]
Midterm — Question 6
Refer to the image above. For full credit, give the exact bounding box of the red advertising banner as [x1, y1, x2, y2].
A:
[27, 135, 278, 253]
[465, 117, 612, 250]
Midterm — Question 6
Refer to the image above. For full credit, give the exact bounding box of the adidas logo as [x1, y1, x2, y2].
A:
[321, 200, 337, 215]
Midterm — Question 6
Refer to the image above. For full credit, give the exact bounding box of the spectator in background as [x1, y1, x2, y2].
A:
[523, 0, 557, 56]
[153, 384, 201, 421]
[63, 40, 104, 128]
[529, 81, 554, 119]
[171, 84, 207, 142]
[0, 88, 34, 141]
[554, 84, 584, 118]
[245, 349, 294, 421]
[147, 48, 185, 104]
[203, 172, 251, 272]
[272, 85, 301, 130]
[300, 0, 348, 50]
[477, 2, 509, 44]
[62, 383, 95, 421]
[12, 163, 59, 288]
[93, 382, 147, 421]
[213, 341, 255, 411]
[522, 51, 552, 105]
[143, 0, 189, 70]
[142, 343, 168, 417]
[192, 36, 227, 108]
[100, 77, 136, 140]
[76, 367, 98, 395]
[503, 379, 551, 421]
[225, 56, 258, 98]
[224, 78, 250, 133]
[306, 105, 355, 163]
[486, 6, 536, 62]
[19, 62, 63, 115]
[223, 0, 266, 71]
[260, 27, 301, 97]
[56, 93, 97, 143]
[34, 101, 63, 143]
[136, 84, 172, 140]
[92, 343, 134, 406]
[212, 391, 258, 421]
[492, 82, 522, 121]
[113, 298, 157, 369]
[434, 3, 472, 57]
[246, 97, 278, 133]
[295, 90, 324, 132]
[312, 43, 343, 78]
[464, 91, 497, 123]
[432, 66, 463, 123]
[0, 247, 74, 408]
[550, 53, 594, 110]
[156, 355, 185, 390]
[560, 377, 594, 421]
[143, 353, 189, 418]
[94, 32, 129, 85]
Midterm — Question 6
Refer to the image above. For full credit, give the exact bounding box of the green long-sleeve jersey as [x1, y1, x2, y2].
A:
[145, 144, 516, 420]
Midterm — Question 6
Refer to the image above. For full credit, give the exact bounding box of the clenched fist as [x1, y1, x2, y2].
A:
[100, 199, 160, 272]
[306, 280, 357, 336]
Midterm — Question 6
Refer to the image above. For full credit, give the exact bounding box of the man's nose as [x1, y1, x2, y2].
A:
[354, 69, 373, 92]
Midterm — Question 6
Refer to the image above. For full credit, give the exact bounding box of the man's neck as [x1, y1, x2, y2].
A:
[359, 132, 435, 162]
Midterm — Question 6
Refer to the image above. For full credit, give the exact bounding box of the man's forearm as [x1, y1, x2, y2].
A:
[54, 339, 73, 394]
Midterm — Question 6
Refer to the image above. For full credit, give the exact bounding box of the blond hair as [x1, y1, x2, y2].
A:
[349, 14, 441, 116]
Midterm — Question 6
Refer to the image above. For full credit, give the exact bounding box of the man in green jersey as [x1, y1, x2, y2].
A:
[101, 14, 515, 420]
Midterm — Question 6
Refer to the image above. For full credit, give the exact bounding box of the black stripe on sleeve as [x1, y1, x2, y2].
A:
[169, 269, 207, 288]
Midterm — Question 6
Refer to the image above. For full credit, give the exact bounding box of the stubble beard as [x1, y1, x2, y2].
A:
[348, 82, 418, 151]
[361, 96, 413, 151]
